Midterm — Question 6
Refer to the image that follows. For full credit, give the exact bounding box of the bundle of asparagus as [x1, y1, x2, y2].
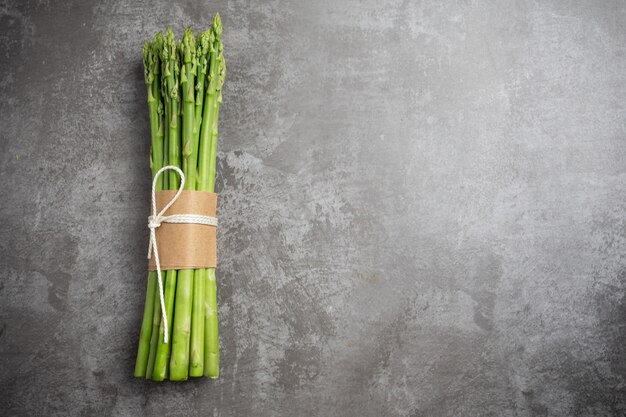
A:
[134, 14, 225, 382]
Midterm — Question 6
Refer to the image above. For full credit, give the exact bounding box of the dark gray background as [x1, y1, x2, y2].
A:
[1, 0, 625, 416]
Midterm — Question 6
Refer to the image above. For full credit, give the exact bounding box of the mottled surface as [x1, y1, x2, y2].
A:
[1, 0, 626, 416]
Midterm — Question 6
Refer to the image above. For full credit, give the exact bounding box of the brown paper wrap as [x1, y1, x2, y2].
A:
[148, 190, 217, 271]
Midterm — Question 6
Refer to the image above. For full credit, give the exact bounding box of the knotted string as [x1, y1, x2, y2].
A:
[147, 165, 218, 343]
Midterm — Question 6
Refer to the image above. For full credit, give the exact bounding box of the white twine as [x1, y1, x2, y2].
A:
[147, 165, 218, 343]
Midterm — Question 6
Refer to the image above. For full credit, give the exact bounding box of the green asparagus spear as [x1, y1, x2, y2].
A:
[208, 50, 225, 192]
[195, 29, 211, 133]
[134, 34, 165, 377]
[189, 268, 206, 376]
[206, 52, 226, 379]
[151, 28, 182, 382]
[180, 27, 198, 188]
[134, 272, 156, 377]
[169, 28, 197, 381]
[166, 29, 182, 190]
[204, 268, 219, 377]
[197, 28, 217, 191]
[187, 29, 213, 377]
[200, 13, 224, 378]
[145, 273, 162, 379]
[152, 270, 177, 381]
[144, 33, 166, 380]
[149, 34, 165, 188]
[169, 271, 192, 381]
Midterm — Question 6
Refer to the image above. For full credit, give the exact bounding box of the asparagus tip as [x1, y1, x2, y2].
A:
[153, 31, 164, 43]
[181, 27, 197, 64]
[198, 28, 211, 56]
[165, 27, 175, 44]
[213, 13, 222, 39]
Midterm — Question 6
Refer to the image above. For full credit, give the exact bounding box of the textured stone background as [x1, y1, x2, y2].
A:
[1, 0, 626, 416]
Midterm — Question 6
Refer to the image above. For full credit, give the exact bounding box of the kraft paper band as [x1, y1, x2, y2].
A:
[148, 190, 218, 271]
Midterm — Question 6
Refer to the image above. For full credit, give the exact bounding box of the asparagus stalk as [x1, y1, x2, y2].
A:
[206, 53, 225, 379]
[166, 28, 182, 191]
[197, 27, 217, 191]
[208, 52, 225, 191]
[162, 109, 169, 185]
[205, 67, 225, 379]
[143, 33, 166, 380]
[134, 34, 165, 377]
[180, 27, 198, 187]
[145, 273, 162, 378]
[189, 269, 206, 376]
[195, 30, 211, 133]
[134, 272, 156, 377]
[169, 28, 197, 381]
[169, 272, 192, 381]
[187, 29, 213, 377]
[199, 13, 224, 378]
[151, 29, 182, 381]
[148, 34, 165, 189]
[161, 47, 170, 200]
[204, 268, 219, 377]
[152, 269, 177, 381]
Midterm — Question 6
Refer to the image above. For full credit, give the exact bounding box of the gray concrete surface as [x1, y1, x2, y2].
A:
[1, 0, 626, 416]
